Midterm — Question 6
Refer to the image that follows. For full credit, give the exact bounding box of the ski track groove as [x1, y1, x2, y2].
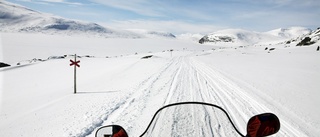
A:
[149, 56, 237, 136]
[101, 57, 183, 136]
[75, 57, 179, 137]
[190, 57, 308, 137]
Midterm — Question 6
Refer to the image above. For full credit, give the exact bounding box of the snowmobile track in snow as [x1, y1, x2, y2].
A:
[83, 54, 308, 137]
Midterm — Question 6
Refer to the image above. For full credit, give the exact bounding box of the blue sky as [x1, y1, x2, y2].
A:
[7, 0, 320, 34]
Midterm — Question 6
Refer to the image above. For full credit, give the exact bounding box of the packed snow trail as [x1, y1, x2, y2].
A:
[89, 53, 309, 137]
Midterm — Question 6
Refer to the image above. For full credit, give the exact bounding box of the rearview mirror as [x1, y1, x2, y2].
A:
[95, 125, 128, 137]
[246, 113, 280, 137]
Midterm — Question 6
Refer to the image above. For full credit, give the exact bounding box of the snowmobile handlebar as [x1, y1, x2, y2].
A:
[95, 102, 280, 137]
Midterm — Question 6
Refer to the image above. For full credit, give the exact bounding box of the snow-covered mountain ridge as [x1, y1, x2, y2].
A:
[0, 1, 142, 38]
[0, 1, 163, 38]
[283, 27, 320, 46]
[265, 27, 312, 38]
[0, 1, 177, 39]
[1, 1, 317, 44]
[199, 27, 312, 46]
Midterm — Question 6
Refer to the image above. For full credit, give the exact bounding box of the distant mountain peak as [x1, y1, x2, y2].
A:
[199, 29, 262, 45]
[266, 27, 312, 38]
[284, 27, 320, 46]
[199, 27, 312, 46]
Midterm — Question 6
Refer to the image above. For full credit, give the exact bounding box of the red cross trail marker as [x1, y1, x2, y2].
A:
[70, 60, 80, 67]
[70, 54, 80, 94]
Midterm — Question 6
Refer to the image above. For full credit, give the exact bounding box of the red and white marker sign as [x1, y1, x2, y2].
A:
[70, 60, 80, 67]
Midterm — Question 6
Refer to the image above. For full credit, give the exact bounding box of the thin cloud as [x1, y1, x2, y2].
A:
[256, 0, 320, 7]
[90, 0, 164, 17]
[90, 0, 232, 22]
[101, 20, 226, 34]
[18, 0, 51, 5]
[20, 0, 83, 6]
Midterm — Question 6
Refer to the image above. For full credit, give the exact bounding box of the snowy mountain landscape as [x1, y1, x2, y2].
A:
[1, 1, 320, 137]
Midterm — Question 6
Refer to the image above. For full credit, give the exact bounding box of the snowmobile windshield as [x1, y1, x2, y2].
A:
[140, 102, 246, 137]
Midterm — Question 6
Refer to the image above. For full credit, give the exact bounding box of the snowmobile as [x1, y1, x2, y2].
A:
[95, 102, 280, 137]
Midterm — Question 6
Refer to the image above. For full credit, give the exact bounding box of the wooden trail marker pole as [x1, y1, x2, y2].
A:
[170, 49, 173, 57]
[70, 54, 80, 94]
[74, 55, 76, 94]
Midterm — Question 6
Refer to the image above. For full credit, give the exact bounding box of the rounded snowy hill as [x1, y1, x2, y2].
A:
[199, 28, 312, 46]
[265, 27, 312, 38]
[199, 29, 262, 45]
[0, 1, 140, 38]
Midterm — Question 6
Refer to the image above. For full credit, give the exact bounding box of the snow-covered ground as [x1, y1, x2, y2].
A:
[0, 32, 320, 137]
